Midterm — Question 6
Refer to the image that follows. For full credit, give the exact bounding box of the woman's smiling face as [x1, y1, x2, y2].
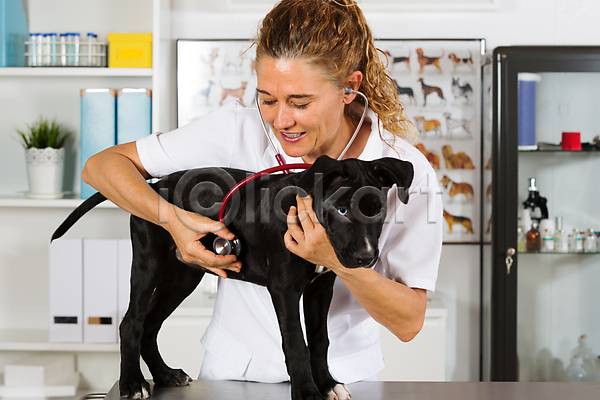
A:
[256, 57, 356, 164]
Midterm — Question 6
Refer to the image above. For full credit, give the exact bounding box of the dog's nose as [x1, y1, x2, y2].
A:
[355, 250, 377, 267]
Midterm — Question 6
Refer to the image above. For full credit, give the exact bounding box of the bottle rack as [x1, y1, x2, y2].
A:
[24, 41, 108, 67]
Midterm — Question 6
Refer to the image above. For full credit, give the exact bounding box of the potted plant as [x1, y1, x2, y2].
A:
[16, 117, 73, 199]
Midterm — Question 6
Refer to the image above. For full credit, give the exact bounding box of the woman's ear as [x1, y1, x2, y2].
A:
[343, 70, 364, 104]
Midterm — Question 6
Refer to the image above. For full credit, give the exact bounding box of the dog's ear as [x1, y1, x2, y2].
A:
[372, 158, 414, 204]
[296, 155, 344, 195]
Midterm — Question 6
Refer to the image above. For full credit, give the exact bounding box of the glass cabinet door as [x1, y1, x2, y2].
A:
[482, 47, 600, 382]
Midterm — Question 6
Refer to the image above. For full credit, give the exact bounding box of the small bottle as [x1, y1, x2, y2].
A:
[572, 334, 596, 377]
[49, 33, 57, 66]
[554, 217, 569, 253]
[584, 229, 597, 253]
[73, 32, 80, 66]
[517, 228, 526, 253]
[569, 229, 583, 253]
[567, 357, 589, 382]
[542, 229, 554, 252]
[28, 33, 38, 66]
[595, 355, 600, 383]
[42, 33, 50, 66]
[36, 33, 44, 67]
[526, 221, 541, 252]
[59, 33, 67, 66]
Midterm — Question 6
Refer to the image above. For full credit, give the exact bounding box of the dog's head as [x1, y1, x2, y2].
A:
[295, 155, 413, 269]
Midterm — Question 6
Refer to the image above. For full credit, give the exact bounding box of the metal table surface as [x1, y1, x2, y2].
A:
[104, 380, 600, 400]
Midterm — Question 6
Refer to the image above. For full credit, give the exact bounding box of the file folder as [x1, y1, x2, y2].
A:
[116, 88, 152, 144]
[83, 239, 118, 343]
[80, 89, 116, 199]
[49, 239, 83, 343]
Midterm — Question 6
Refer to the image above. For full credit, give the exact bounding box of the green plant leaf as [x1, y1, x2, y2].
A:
[15, 117, 72, 149]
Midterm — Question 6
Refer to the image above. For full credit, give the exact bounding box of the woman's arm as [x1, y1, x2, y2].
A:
[284, 195, 428, 342]
[82, 142, 241, 278]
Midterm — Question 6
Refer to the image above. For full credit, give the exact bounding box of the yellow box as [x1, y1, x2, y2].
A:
[108, 33, 152, 68]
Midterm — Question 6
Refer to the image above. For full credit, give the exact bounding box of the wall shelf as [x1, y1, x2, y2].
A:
[0, 67, 152, 77]
[0, 194, 118, 209]
[0, 330, 119, 352]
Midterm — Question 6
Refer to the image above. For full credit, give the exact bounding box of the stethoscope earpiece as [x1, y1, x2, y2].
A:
[213, 236, 242, 257]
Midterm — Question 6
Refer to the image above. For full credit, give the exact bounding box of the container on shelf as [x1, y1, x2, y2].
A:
[108, 33, 152, 68]
[24, 33, 107, 67]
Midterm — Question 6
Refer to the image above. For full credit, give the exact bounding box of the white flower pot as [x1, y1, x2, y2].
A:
[25, 147, 65, 199]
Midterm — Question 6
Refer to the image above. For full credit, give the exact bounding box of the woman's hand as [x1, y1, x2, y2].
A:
[284, 195, 343, 271]
[162, 202, 242, 278]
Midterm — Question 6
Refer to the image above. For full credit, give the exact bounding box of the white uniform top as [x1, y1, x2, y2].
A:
[136, 101, 442, 384]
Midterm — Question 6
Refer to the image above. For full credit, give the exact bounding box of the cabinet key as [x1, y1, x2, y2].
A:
[505, 248, 515, 275]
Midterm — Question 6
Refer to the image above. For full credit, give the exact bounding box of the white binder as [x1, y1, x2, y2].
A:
[83, 239, 118, 343]
[49, 239, 83, 343]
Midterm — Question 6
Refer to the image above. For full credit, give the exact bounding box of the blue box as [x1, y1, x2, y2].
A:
[116, 88, 152, 145]
[80, 89, 116, 199]
[0, 0, 29, 67]
[518, 73, 541, 151]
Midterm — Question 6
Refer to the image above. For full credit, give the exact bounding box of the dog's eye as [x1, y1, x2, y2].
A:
[337, 208, 348, 216]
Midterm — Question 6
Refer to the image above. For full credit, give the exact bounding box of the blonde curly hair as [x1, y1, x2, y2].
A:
[254, 0, 415, 143]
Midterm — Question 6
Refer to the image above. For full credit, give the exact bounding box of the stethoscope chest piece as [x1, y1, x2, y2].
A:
[213, 236, 242, 257]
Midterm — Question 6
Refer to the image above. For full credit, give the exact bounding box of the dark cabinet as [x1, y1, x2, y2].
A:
[481, 46, 600, 382]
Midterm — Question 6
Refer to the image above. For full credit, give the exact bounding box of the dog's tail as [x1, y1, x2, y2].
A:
[50, 192, 108, 242]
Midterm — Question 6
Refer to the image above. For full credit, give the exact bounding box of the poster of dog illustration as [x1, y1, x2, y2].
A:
[177, 39, 484, 243]
[378, 39, 483, 243]
[177, 40, 257, 128]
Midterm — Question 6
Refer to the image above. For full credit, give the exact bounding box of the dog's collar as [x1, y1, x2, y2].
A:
[310, 265, 330, 283]
[314, 265, 327, 274]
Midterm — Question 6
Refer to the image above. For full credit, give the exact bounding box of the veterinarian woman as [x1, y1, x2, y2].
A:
[83, 0, 442, 385]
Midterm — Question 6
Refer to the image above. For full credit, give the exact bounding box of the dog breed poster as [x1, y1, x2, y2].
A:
[177, 39, 484, 243]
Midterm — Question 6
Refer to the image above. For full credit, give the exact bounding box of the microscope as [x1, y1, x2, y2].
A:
[523, 178, 548, 221]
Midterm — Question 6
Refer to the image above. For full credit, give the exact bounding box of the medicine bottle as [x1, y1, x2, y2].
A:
[584, 229, 597, 253]
[526, 221, 541, 252]
[517, 228, 525, 253]
[541, 229, 554, 252]
[569, 229, 583, 253]
[554, 217, 568, 253]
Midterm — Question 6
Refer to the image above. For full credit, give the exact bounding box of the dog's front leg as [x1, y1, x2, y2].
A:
[269, 281, 323, 400]
[303, 271, 350, 400]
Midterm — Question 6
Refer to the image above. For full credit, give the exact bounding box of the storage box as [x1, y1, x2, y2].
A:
[4, 353, 75, 387]
[108, 33, 152, 68]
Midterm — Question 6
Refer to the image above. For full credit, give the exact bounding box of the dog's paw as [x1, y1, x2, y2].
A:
[326, 384, 351, 400]
[153, 368, 192, 387]
[292, 383, 326, 400]
[119, 379, 151, 399]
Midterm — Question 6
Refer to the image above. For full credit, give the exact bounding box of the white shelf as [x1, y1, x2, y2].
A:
[0, 330, 119, 352]
[0, 306, 213, 352]
[0, 67, 152, 77]
[0, 194, 119, 209]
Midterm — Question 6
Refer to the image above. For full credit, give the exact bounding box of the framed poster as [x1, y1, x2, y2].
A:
[177, 39, 485, 243]
[177, 39, 257, 128]
[377, 39, 485, 243]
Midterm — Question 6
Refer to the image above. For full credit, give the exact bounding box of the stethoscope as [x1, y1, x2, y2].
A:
[211, 87, 369, 256]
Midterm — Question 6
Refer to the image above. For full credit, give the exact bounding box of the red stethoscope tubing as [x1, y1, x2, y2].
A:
[218, 162, 311, 223]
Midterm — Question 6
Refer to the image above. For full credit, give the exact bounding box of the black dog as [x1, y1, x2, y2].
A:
[51, 155, 413, 400]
